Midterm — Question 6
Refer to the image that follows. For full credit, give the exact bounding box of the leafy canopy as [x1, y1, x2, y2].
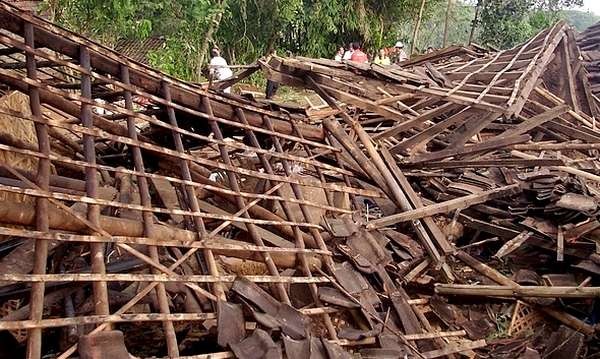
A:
[479, 0, 583, 49]
[43, 0, 589, 80]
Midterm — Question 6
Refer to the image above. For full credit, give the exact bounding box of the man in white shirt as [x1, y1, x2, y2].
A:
[209, 48, 234, 93]
[334, 47, 344, 61]
[342, 43, 354, 60]
[394, 41, 409, 64]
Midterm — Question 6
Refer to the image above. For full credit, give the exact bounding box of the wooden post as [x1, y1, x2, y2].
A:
[411, 0, 427, 55]
[121, 66, 179, 357]
[24, 21, 51, 359]
[80, 45, 111, 330]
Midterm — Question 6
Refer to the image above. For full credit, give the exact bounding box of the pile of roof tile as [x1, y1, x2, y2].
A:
[0, 2, 598, 358]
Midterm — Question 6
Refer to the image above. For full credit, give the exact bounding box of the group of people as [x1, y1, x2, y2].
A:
[334, 41, 413, 65]
[208, 40, 433, 98]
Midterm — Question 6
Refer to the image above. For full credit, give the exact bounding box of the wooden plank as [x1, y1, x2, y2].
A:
[380, 147, 455, 266]
[562, 38, 580, 112]
[496, 104, 569, 138]
[367, 184, 521, 229]
[374, 102, 459, 140]
[435, 284, 600, 298]
[151, 176, 184, 223]
[557, 225, 564, 262]
[446, 111, 499, 148]
[390, 107, 474, 153]
[545, 120, 600, 142]
[403, 158, 564, 169]
[507, 25, 567, 116]
[410, 134, 531, 163]
[422, 339, 487, 359]
[197, 200, 295, 249]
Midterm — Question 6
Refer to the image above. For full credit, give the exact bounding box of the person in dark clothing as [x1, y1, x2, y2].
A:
[266, 79, 279, 99]
[265, 49, 279, 99]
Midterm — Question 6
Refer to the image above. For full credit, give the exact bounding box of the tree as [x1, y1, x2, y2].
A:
[393, 0, 475, 50]
[478, 0, 583, 49]
[40, 0, 466, 80]
[560, 9, 600, 32]
[42, 0, 217, 79]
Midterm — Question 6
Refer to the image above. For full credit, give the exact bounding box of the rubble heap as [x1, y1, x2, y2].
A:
[578, 20, 600, 99]
[0, 2, 598, 359]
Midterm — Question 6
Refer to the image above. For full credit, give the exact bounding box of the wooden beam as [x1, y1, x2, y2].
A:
[422, 339, 487, 359]
[410, 134, 531, 163]
[562, 38, 580, 112]
[367, 184, 521, 229]
[435, 284, 600, 299]
[403, 158, 564, 169]
[496, 104, 569, 138]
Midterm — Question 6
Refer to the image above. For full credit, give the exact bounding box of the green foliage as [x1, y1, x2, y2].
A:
[45, 0, 448, 77]
[147, 39, 197, 80]
[46, 0, 343, 79]
[395, 1, 476, 50]
[44, 0, 588, 80]
[560, 9, 600, 32]
[41, 0, 163, 44]
[479, 0, 583, 49]
[216, 0, 445, 63]
[42, 0, 216, 79]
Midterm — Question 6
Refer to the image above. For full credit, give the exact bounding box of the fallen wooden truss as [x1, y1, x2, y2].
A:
[0, 1, 599, 358]
[260, 19, 600, 358]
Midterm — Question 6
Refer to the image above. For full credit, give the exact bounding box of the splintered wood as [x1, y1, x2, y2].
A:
[0, 3, 598, 359]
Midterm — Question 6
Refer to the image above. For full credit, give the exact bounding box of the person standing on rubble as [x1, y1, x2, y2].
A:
[374, 48, 390, 65]
[342, 42, 354, 60]
[392, 41, 408, 64]
[209, 48, 234, 93]
[334, 46, 345, 61]
[350, 42, 368, 63]
[265, 49, 280, 99]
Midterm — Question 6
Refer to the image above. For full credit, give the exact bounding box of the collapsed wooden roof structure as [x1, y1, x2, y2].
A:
[0, 1, 599, 358]
[261, 20, 600, 358]
[578, 21, 600, 99]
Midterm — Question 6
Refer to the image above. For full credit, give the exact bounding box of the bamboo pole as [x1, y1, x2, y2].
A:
[453, 251, 595, 335]
[0, 200, 319, 269]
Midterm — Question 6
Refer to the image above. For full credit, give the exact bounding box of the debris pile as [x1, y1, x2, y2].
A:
[0, 3, 598, 359]
[578, 21, 600, 98]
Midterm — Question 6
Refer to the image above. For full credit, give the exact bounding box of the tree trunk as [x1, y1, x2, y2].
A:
[410, 0, 427, 55]
[442, 0, 453, 47]
[197, 0, 226, 82]
[469, 0, 483, 45]
[45, 0, 60, 21]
